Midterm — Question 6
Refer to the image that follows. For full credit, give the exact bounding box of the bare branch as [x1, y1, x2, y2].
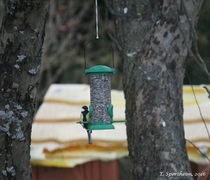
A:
[180, 0, 210, 81]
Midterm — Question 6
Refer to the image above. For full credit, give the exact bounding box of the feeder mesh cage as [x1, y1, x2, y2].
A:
[89, 73, 112, 124]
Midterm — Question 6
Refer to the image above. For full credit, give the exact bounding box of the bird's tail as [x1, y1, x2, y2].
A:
[87, 130, 92, 144]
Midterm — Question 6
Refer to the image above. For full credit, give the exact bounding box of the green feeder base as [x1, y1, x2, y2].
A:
[89, 124, 115, 130]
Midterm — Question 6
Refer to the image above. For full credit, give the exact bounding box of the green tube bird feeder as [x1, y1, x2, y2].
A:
[83, 37, 116, 130]
[85, 65, 115, 130]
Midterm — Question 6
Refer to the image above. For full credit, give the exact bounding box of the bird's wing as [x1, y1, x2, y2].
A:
[86, 112, 90, 122]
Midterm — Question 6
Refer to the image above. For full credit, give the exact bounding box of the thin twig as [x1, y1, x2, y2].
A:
[186, 71, 210, 139]
[186, 139, 210, 162]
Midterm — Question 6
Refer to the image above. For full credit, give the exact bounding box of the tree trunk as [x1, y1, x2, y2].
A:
[106, 0, 203, 179]
[0, 0, 49, 179]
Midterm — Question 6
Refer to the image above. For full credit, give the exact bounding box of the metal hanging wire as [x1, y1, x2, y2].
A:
[84, 0, 115, 69]
[95, 0, 99, 39]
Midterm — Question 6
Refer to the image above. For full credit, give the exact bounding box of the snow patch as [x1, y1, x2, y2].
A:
[126, 52, 137, 57]
[123, 7, 128, 14]
[16, 55, 26, 62]
[28, 65, 41, 75]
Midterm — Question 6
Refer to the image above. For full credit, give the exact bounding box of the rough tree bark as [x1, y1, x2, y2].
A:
[106, 0, 204, 179]
[0, 0, 49, 179]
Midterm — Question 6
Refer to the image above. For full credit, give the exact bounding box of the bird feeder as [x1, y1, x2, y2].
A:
[84, 39, 115, 130]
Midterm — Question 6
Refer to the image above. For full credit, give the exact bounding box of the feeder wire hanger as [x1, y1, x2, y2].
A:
[95, 0, 99, 39]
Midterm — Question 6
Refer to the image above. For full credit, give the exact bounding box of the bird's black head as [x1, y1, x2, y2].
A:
[82, 106, 88, 111]
[81, 106, 89, 115]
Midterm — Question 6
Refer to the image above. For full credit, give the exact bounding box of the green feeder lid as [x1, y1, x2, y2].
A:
[85, 65, 115, 74]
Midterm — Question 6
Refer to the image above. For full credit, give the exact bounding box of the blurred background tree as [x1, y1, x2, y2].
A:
[37, 0, 123, 104]
[184, 0, 210, 84]
[36, 0, 210, 105]
[1, 1, 208, 103]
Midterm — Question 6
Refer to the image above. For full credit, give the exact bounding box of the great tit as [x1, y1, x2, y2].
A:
[81, 106, 92, 144]
[81, 105, 89, 130]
